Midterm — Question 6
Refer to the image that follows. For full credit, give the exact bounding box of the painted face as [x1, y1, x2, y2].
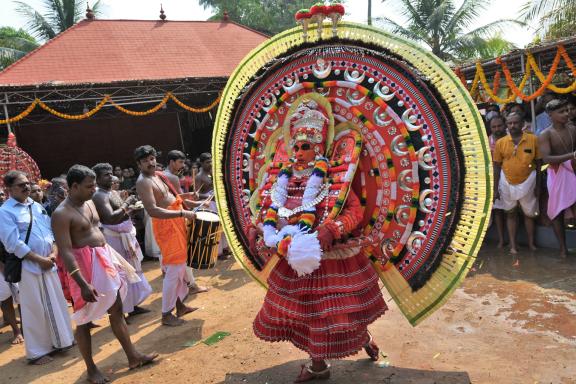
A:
[293, 140, 316, 166]
[30, 184, 43, 203]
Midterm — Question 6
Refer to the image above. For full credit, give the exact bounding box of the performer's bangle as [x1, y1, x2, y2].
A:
[180, 209, 183, 217]
[69, 268, 80, 276]
[121, 204, 128, 214]
[335, 220, 345, 235]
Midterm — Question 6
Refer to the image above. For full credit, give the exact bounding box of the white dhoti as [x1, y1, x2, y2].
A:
[0, 271, 18, 303]
[144, 212, 162, 261]
[497, 170, 538, 217]
[162, 264, 189, 314]
[20, 268, 74, 360]
[102, 220, 153, 313]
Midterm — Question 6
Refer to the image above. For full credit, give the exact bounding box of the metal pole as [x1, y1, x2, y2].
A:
[524, 52, 536, 131]
[176, 111, 186, 152]
[3, 93, 12, 135]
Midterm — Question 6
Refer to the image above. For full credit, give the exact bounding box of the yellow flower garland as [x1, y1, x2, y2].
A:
[0, 92, 220, 124]
[457, 44, 576, 103]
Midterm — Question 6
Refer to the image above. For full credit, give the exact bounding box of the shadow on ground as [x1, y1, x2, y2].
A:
[220, 359, 471, 384]
[469, 241, 576, 294]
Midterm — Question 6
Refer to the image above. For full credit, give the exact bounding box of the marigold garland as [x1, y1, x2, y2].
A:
[38, 95, 110, 120]
[457, 44, 576, 103]
[0, 92, 220, 124]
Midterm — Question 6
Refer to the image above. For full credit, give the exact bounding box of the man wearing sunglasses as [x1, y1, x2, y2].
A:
[0, 170, 74, 365]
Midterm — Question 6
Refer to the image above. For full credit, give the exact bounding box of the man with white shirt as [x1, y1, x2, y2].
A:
[0, 170, 74, 364]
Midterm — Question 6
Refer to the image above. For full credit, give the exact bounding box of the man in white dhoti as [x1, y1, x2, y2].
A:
[0, 170, 74, 364]
[92, 163, 152, 317]
[494, 112, 542, 259]
[52, 165, 157, 384]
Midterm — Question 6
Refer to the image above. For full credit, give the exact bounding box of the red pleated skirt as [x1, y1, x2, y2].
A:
[253, 251, 387, 359]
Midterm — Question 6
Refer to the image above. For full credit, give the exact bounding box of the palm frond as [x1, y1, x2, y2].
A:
[444, 0, 487, 35]
[14, 1, 57, 40]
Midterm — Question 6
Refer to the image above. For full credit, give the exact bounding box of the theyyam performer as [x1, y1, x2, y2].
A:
[211, 2, 492, 382]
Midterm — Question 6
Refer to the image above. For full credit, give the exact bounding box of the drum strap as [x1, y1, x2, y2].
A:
[156, 171, 180, 197]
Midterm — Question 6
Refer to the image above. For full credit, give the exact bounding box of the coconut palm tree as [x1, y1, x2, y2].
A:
[521, 0, 576, 39]
[456, 33, 517, 62]
[376, 0, 521, 62]
[0, 26, 39, 69]
[14, 0, 102, 41]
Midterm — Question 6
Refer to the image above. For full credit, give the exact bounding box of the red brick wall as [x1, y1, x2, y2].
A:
[14, 113, 182, 178]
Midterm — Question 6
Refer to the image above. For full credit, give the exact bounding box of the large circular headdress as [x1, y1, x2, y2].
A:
[0, 133, 42, 189]
[213, 13, 492, 326]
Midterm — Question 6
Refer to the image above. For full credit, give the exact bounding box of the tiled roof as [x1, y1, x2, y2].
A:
[0, 19, 268, 86]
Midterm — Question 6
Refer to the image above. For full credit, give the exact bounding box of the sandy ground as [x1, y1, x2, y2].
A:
[0, 243, 575, 384]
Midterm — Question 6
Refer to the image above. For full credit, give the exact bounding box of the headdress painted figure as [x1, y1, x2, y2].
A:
[211, 2, 491, 380]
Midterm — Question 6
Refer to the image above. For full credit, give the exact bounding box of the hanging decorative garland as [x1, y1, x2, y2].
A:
[456, 44, 576, 103]
[0, 91, 220, 124]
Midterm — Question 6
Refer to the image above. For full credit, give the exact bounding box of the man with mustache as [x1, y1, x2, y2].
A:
[135, 145, 199, 326]
[0, 170, 74, 364]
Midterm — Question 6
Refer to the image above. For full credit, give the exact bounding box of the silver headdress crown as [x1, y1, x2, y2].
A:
[290, 99, 328, 144]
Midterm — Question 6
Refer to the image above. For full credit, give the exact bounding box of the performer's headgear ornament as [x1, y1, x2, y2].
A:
[283, 93, 335, 157]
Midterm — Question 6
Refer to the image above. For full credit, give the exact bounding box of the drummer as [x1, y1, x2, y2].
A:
[163, 150, 210, 293]
[135, 145, 207, 327]
[195, 153, 231, 259]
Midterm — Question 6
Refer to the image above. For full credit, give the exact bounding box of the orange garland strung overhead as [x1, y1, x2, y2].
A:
[456, 44, 576, 103]
[0, 92, 220, 125]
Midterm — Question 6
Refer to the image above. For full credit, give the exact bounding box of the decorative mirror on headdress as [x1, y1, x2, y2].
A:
[212, 8, 492, 326]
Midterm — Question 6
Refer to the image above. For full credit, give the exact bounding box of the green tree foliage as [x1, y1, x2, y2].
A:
[456, 33, 517, 62]
[0, 26, 39, 69]
[376, 0, 521, 63]
[521, 0, 576, 40]
[15, 0, 102, 41]
[199, 0, 335, 35]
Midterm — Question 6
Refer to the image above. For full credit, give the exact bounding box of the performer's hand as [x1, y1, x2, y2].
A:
[125, 195, 138, 205]
[182, 210, 196, 220]
[80, 283, 99, 303]
[317, 225, 335, 251]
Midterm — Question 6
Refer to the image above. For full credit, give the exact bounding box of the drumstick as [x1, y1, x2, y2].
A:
[192, 194, 214, 213]
[192, 168, 197, 193]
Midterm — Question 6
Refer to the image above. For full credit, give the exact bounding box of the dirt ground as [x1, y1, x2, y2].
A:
[0, 243, 575, 384]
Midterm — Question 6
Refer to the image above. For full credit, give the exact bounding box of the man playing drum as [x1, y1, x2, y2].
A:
[134, 145, 204, 326]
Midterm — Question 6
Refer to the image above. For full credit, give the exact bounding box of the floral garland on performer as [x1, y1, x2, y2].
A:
[262, 157, 329, 276]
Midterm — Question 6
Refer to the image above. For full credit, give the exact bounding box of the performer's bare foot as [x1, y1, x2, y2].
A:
[497, 241, 505, 249]
[128, 352, 159, 370]
[510, 247, 518, 255]
[86, 366, 110, 383]
[528, 243, 538, 251]
[188, 284, 210, 295]
[128, 306, 151, 317]
[30, 355, 53, 365]
[294, 361, 330, 383]
[11, 333, 24, 345]
[559, 248, 568, 259]
[363, 333, 380, 361]
[176, 305, 198, 318]
[512, 259, 520, 267]
[161, 313, 185, 326]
